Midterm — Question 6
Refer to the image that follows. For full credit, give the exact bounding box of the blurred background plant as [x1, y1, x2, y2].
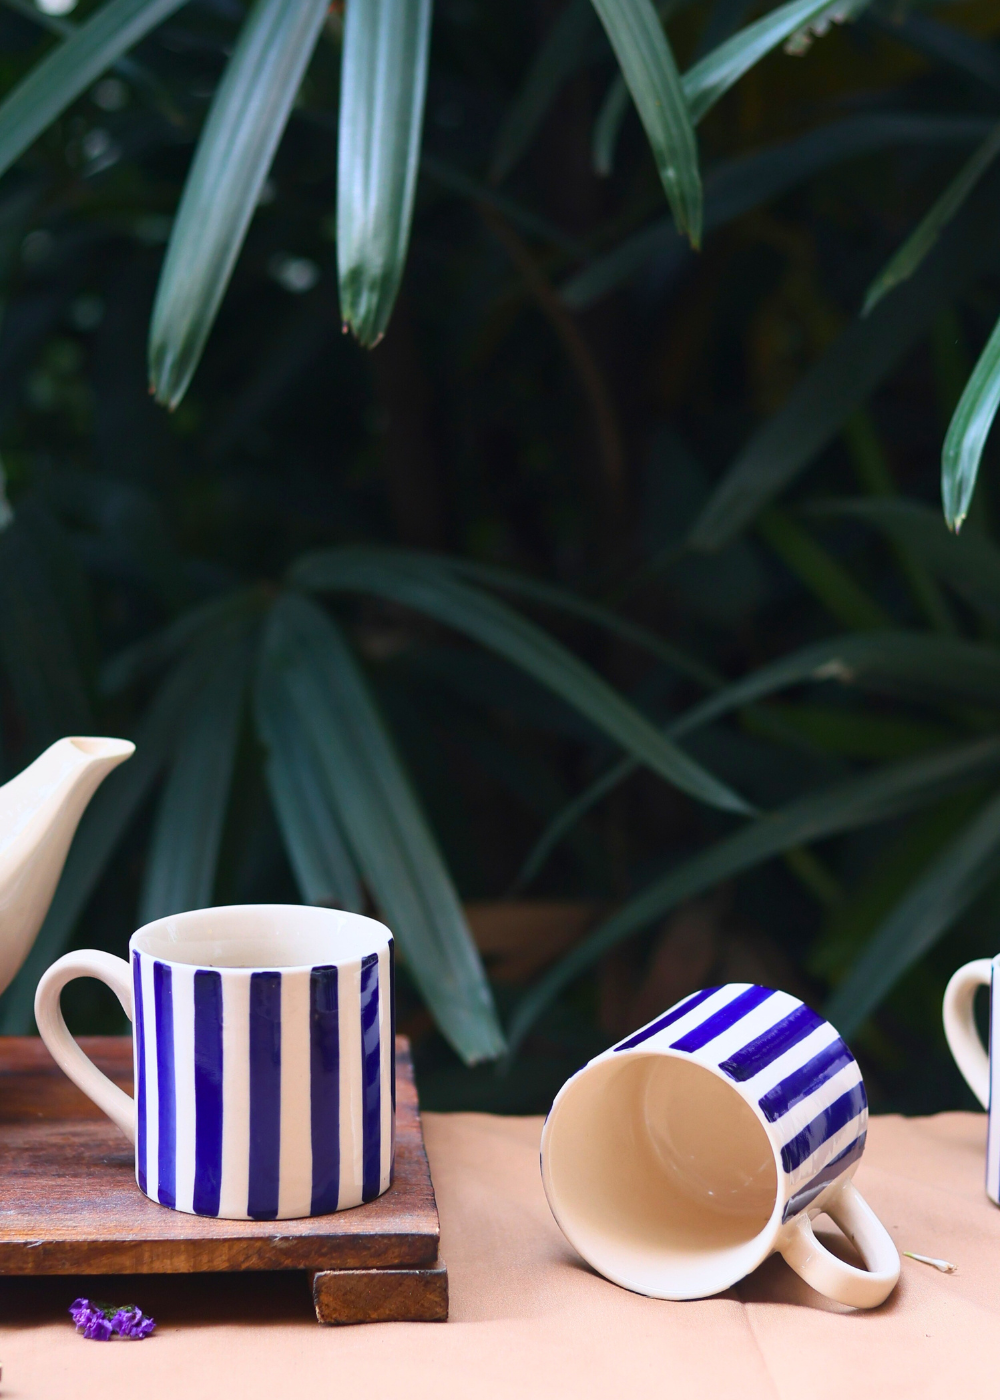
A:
[0, 0, 997, 1112]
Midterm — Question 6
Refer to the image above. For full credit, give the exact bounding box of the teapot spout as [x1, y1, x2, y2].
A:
[0, 736, 134, 1000]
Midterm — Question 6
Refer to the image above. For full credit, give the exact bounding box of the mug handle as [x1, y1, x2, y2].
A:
[942, 958, 992, 1109]
[34, 950, 136, 1144]
[778, 1179, 899, 1308]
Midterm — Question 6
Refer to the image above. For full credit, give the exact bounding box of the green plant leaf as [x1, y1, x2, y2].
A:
[592, 73, 631, 176]
[138, 617, 256, 923]
[442, 555, 719, 688]
[292, 547, 750, 813]
[0, 640, 219, 1034]
[864, 122, 1000, 318]
[0, 504, 91, 752]
[101, 587, 262, 694]
[515, 626, 1000, 887]
[874, 10, 1000, 96]
[0, 0, 189, 183]
[689, 200, 998, 551]
[564, 113, 990, 308]
[942, 311, 1000, 532]
[337, 0, 434, 347]
[256, 670, 364, 913]
[589, 0, 701, 244]
[682, 0, 869, 125]
[258, 591, 504, 1063]
[491, 0, 599, 184]
[506, 735, 1000, 1054]
[421, 152, 586, 258]
[826, 786, 1000, 1035]
[756, 504, 890, 630]
[148, 0, 329, 407]
[816, 498, 1000, 624]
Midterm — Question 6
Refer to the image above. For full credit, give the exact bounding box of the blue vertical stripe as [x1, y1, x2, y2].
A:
[719, 1003, 823, 1082]
[360, 953, 381, 1203]
[670, 985, 775, 1053]
[780, 1081, 868, 1173]
[782, 1132, 867, 1221]
[193, 970, 224, 1218]
[757, 1037, 854, 1123]
[132, 952, 147, 1196]
[248, 970, 282, 1220]
[309, 965, 340, 1215]
[153, 960, 176, 1209]
[614, 987, 719, 1052]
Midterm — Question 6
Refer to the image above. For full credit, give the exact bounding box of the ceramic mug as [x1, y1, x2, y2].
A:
[35, 904, 395, 1220]
[943, 957, 1000, 1202]
[541, 982, 899, 1307]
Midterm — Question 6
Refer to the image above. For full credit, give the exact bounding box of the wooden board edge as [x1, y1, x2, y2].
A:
[310, 1262, 449, 1325]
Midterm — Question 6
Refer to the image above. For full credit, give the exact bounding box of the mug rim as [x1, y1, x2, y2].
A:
[129, 902, 393, 972]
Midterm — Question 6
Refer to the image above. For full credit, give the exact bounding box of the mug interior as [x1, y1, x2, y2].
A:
[544, 1052, 779, 1299]
[131, 904, 390, 969]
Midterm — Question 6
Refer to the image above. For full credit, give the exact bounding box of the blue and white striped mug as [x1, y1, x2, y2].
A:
[944, 958, 1000, 1202]
[35, 904, 395, 1220]
[541, 983, 899, 1308]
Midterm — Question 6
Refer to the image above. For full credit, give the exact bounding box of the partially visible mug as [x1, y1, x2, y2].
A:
[943, 957, 999, 1202]
[35, 904, 395, 1220]
[541, 982, 899, 1308]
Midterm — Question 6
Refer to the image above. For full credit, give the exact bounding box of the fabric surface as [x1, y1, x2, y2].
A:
[1, 1109, 997, 1399]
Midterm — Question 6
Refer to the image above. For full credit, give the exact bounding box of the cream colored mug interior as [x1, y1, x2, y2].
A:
[545, 1052, 779, 1298]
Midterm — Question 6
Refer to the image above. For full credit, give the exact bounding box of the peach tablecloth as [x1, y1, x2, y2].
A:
[1, 1110, 997, 1400]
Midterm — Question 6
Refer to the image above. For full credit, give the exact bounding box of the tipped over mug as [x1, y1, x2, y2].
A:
[944, 956, 1000, 1202]
[35, 904, 395, 1220]
[541, 982, 899, 1308]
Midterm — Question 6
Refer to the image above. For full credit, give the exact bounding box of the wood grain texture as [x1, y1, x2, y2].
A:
[311, 1263, 449, 1325]
[0, 1035, 440, 1276]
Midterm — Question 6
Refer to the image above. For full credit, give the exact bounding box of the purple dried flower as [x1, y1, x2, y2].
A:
[112, 1307, 156, 1340]
[69, 1298, 155, 1340]
[82, 1313, 114, 1341]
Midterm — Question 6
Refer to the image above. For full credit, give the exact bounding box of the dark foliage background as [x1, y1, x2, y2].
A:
[0, 0, 997, 1113]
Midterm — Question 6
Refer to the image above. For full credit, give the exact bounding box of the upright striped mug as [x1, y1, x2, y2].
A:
[541, 983, 899, 1308]
[35, 904, 394, 1220]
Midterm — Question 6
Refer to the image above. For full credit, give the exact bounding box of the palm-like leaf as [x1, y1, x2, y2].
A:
[337, 0, 433, 346]
[507, 736, 1000, 1055]
[257, 669, 364, 913]
[827, 787, 1000, 1034]
[148, 0, 330, 407]
[259, 592, 504, 1064]
[864, 121, 1000, 318]
[516, 629, 1000, 886]
[292, 547, 750, 813]
[138, 617, 256, 922]
[942, 312, 1000, 533]
[588, 0, 701, 245]
[0, 0, 188, 183]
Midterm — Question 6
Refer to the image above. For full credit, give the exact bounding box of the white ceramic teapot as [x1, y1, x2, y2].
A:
[0, 736, 133, 998]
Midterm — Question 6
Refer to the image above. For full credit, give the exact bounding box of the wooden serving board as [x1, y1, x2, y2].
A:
[0, 1035, 447, 1325]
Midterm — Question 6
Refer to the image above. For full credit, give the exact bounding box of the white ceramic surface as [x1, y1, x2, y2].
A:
[0, 735, 133, 998]
[541, 983, 899, 1309]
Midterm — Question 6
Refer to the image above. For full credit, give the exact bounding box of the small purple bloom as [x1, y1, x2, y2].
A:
[112, 1307, 156, 1340]
[82, 1313, 114, 1341]
[69, 1298, 155, 1340]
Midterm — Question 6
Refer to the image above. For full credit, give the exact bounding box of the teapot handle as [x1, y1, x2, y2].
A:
[34, 950, 136, 1143]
